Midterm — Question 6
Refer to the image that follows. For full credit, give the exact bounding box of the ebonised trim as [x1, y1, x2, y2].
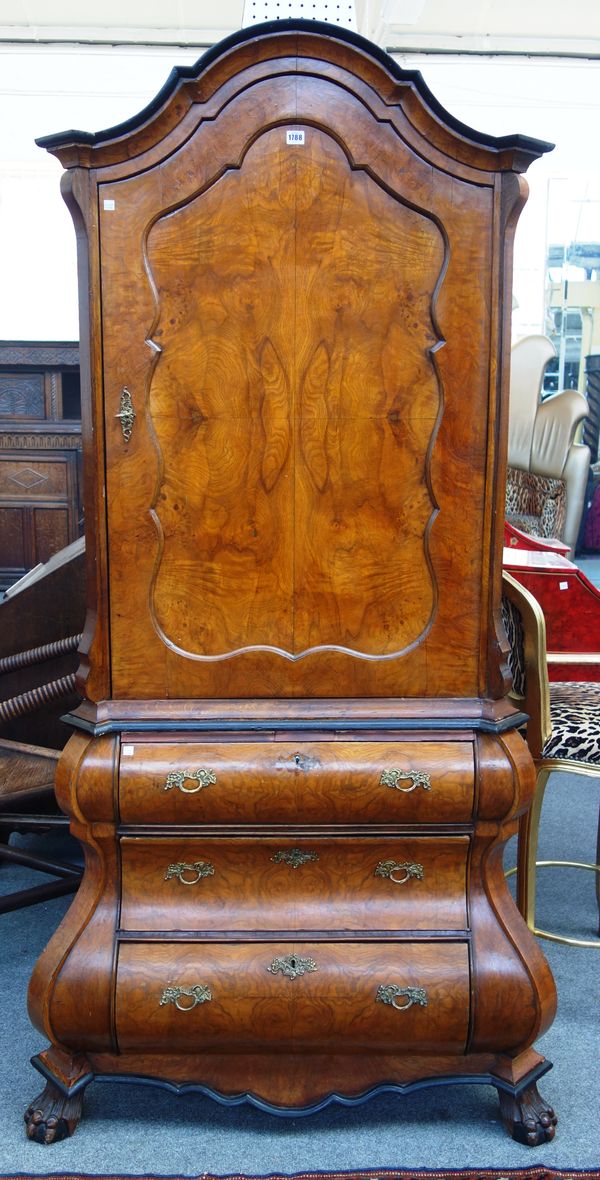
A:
[31, 1051, 552, 1108]
[35, 20, 553, 159]
[117, 824, 472, 836]
[116, 929, 471, 941]
[62, 710, 530, 737]
[30, 1056, 95, 1099]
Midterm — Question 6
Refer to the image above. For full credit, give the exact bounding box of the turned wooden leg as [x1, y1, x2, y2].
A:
[497, 1081, 557, 1146]
[24, 1078, 86, 1143]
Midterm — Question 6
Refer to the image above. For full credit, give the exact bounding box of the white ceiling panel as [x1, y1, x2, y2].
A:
[0, 0, 245, 43]
[0, 0, 599, 49]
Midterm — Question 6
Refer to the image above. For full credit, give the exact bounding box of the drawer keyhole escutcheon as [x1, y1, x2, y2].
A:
[271, 848, 318, 869]
[160, 985, 212, 1011]
[163, 768, 217, 793]
[375, 860, 424, 885]
[268, 955, 317, 980]
[380, 769, 432, 794]
[164, 860, 215, 885]
[377, 984, 428, 1011]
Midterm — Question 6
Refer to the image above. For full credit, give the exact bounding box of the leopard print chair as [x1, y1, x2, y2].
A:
[502, 571, 600, 947]
[505, 467, 567, 544]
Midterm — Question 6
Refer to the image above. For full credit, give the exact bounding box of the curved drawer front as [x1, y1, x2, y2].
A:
[118, 740, 474, 825]
[115, 941, 470, 1054]
[120, 835, 469, 932]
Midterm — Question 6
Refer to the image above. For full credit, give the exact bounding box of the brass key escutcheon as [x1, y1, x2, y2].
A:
[115, 386, 136, 442]
[271, 848, 318, 869]
[268, 955, 317, 980]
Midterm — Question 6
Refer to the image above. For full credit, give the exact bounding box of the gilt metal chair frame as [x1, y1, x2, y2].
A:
[502, 570, 600, 948]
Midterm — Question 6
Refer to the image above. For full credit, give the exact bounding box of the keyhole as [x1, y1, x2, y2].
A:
[294, 754, 301, 765]
[289, 957, 297, 969]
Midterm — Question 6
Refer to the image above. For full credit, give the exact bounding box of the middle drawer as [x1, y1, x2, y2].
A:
[119, 836, 469, 932]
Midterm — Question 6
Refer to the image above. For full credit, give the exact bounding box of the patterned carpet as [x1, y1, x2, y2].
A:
[2, 1168, 600, 1180]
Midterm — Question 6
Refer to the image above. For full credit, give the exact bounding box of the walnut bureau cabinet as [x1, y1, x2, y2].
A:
[26, 22, 558, 1145]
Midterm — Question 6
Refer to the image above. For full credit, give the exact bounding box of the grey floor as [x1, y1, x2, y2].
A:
[576, 554, 600, 587]
[0, 769, 598, 1176]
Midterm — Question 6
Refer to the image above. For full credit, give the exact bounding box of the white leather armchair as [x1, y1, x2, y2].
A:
[507, 335, 590, 555]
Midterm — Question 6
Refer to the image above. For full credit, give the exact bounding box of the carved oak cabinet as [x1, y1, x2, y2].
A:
[26, 22, 558, 1145]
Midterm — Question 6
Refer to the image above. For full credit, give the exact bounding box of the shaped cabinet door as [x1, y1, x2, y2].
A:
[95, 42, 524, 701]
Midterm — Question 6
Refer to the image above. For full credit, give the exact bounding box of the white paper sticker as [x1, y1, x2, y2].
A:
[103, 198, 116, 211]
[286, 130, 305, 145]
[122, 744, 135, 756]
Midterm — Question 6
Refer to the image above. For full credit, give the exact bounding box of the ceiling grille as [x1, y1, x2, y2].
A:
[242, 0, 356, 29]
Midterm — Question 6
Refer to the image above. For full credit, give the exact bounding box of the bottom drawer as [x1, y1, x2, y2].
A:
[115, 941, 470, 1054]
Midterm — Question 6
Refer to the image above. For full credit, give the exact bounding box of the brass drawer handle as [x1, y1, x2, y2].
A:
[380, 769, 432, 794]
[268, 954, 317, 980]
[375, 859, 424, 884]
[377, 984, 428, 1011]
[271, 848, 318, 869]
[159, 985, 212, 1011]
[115, 386, 136, 442]
[164, 860, 215, 885]
[163, 768, 216, 793]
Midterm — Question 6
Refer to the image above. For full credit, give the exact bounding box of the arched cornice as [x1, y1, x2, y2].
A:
[36, 20, 553, 175]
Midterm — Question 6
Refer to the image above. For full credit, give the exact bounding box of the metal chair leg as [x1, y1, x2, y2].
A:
[517, 767, 600, 948]
[516, 766, 551, 931]
[596, 808, 600, 938]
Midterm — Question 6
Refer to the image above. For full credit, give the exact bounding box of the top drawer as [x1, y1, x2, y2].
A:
[118, 740, 474, 825]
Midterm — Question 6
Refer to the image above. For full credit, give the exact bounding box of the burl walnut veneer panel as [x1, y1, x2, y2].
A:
[117, 739, 475, 825]
[145, 129, 443, 662]
[115, 941, 471, 1054]
[119, 835, 469, 932]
